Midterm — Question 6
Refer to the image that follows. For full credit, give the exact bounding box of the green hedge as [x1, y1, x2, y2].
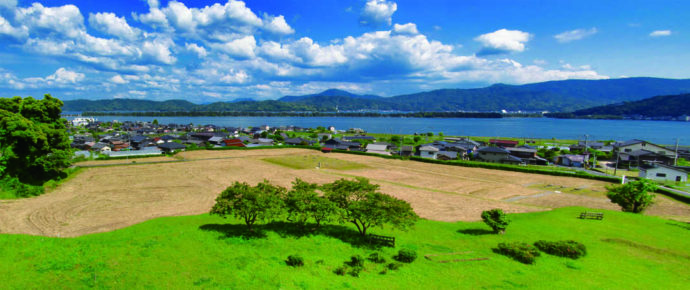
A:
[534, 240, 587, 259]
[495, 242, 541, 264]
[656, 187, 690, 204]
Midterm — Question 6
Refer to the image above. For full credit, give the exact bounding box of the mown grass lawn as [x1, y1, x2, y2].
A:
[0, 207, 688, 288]
[263, 155, 368, 170]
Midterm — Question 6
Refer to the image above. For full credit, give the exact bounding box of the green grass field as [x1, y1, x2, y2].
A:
[1, 207, 688, 288]
[263, 155, 368, 170]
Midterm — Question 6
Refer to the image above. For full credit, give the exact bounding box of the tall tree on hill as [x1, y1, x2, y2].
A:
[0, 95, 72, 185]
[322, 178, 418, 236]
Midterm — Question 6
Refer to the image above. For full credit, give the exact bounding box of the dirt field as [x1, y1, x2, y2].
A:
[1, 149, 688, 237]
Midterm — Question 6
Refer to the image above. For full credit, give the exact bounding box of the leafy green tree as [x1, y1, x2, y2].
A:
[210, 180, 285, 230]
[322, 178, 418, 236]
[283, 178, 338, 227]
[481, 209, 510, 234]
[0, 95, 71, 185]
[606, 179, 657, 213]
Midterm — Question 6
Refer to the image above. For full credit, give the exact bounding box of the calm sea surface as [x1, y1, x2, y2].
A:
[74, 116, 690, 145]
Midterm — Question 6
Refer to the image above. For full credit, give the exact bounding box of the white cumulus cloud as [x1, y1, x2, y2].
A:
[89, 12, 139, 40]
[47, 67, 85, 83]
[109, 74, 128, 84]
[475, 29, 531, 55]
[185, 43, 207, 58]
[649, 30, 671, 37]
[263, 14, 294, 35]
[393, 23, 418, 35]
[360, 0, 397, 26]
[554, 27, 597, 43]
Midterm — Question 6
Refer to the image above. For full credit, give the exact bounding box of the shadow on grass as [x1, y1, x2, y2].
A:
[457, 228, 495, 236]
[199, 221, 384, 249]
[667, 222, 690, 231]
[198, 224, 268, 239]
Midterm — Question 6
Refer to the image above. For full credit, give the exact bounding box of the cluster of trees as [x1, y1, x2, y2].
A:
[0, 95, 72, 186]
[210, 177, 419, 236]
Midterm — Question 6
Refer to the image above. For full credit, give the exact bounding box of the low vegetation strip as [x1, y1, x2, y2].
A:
[262, 155, 368, 170]
[0, 207, 688, 288]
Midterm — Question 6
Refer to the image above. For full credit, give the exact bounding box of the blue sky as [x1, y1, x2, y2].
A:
[0, 0, 687, 102]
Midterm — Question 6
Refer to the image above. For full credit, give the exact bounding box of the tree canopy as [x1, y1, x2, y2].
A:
[0, 95, 71, 185]
[210, 180, 285, 230]
[606, 179, 658, 213]
[322, 178, 418, 236]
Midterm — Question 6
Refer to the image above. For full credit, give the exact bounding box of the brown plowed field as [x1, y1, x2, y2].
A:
[1, 149, 688, 237]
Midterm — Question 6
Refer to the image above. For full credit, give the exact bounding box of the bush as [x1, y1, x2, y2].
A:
[334, 265, 347, 276]
[367, 252, 386, 264]
[348, 266, 363, 277]
[481, 209, 510, 234]
[387, 262, 402, 270]
[285, 255, 304, 267]
[495, 242, 541, 264]
[534, 240, 587, 259]
[394, 249, 417, 263]
[347, 255, 365, 267]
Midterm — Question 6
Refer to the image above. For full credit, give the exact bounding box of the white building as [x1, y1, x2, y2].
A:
[71, 117, 96, 126]
[419, 145, 440, 159]
[640, 164, 688, 182]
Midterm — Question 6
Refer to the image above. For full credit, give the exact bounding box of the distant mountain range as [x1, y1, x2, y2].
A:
[546, 93, 690, 118]
[63, 77, 690, 113]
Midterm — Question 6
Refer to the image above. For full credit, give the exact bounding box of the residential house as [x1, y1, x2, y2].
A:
[640, 164, 688, 182]
[208, 136, 225, 146]
[250, 138, 274, 146]
[323, 139, 361, 151]
[507, 147, 548, 165]
[614, 139, 676, 157]
[555, 154, 588, 167]
[437, 151, 458, 160]
[366, 144, 390, 155]
[419, 145, 440, 159]
[400, 146, 414, 157]
[619, 150, 675, 167]
[476, 147, 522, 164]
[284, 137, 315, 146]
[223, 138, 246, 147]
[158, 142, 186, 153]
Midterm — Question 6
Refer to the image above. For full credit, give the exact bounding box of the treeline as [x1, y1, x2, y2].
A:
[210, 177, 418, 236]
[545, 93, 690, 119]
[81, 111, 502, 118]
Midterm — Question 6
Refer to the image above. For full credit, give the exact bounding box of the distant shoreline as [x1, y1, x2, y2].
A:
[70, 111, 505, 118]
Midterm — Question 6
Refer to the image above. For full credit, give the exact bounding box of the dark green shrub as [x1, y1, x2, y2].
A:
[347, 255, 365, 267]
[285, 255, 304, 267]
[387, 262, 402, 270]
[334, 266, 347, 276]
[481, 209, 510, 234]
[348, 266, 363, 277]
[534, 240, 587, 259]
[495, 242, 541, 264]
[367, 252, 386, 264]
[394, 249, 417, 263]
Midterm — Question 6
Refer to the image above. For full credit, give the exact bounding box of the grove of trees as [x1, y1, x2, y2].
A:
[0, 95, 72, 191]
[211, 177, 419, 236]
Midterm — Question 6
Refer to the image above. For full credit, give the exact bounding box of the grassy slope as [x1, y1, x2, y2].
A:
[1, 207, 688, 288]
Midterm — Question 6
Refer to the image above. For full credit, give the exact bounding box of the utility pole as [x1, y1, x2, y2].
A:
[584, 134, 589, 169]
[614, 150, 620, 176]
[674, 138, 679, 166]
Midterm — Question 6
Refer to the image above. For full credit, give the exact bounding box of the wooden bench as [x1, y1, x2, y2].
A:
[579, 212, 604, 220]
[368, 234, 395, 247]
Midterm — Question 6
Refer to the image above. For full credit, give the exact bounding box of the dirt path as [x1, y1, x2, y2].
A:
[1, 149, 688, 237]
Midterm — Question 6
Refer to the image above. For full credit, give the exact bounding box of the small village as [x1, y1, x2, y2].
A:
[69, 118, 690, 185]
